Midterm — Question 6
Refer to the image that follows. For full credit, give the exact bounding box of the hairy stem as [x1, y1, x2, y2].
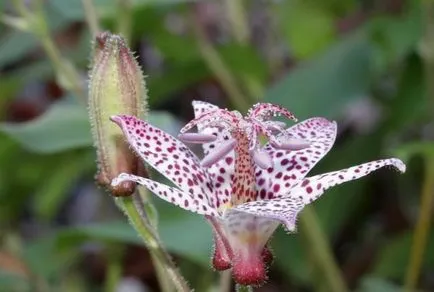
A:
[133, 188, 174, 292]
[119, 194, 190, 292]
[404, 155, 434, 291]
[235, 284, 253, 292]
[299, 207, 348, 292]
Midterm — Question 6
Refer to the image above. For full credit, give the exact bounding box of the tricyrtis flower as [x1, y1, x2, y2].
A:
[111, 101, 405, 285]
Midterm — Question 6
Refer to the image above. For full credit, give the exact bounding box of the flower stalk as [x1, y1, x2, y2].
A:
[81, 0, 100, 38]
[191, 11, 252, 111]
[119, 195, 190, 292]
[404, 2, 434, 289]
[235, 284, 253, 292]
[116, 0, 133, 44]
[9, 0, 85, 100]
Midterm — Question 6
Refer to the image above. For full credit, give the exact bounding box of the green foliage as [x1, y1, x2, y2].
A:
[277, 0, 337, 59]
[265, 32, 372, 118]
[0, 0, 429, 290]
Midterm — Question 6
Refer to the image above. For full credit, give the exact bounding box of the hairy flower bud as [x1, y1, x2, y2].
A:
[88, 32, 147, 196]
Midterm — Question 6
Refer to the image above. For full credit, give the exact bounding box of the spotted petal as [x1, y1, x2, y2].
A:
[112, 173, 218, 216]
[192, 101, 234, 209]
[110, 115, 215, 207]
[227, 197, 304, 232]
[238, 158, 405, 231]
[291, 158, 406, 204]
[256, 117, 337, 200]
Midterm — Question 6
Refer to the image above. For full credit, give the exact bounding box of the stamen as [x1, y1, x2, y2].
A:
[266, 121, 286, 132]
[181, 109, 239, 134]
[272, 137, 311, 150]
[248, 103, 297, 122]
[201, 138, 237, 167]
[178, 133, 217, 144]
[252, 150, 273, 169]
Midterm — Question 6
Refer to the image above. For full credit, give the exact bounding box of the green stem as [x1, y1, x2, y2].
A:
[119, 194, 190, 292]
[81, 0, 100, 38]
[191, 12, 251, 112]
[223, 0, 263, 100]
[104, 246, 123, 292]
[224, 0, 249, 43]
[116, 0, 133, 44]
[299, 207, 348, 292]
[235, 284, 253, 292]
[133, 188, 174, 292]
[12, 0, 85, 101]
[404, 156, 434, 291]
[419, 0, 434, 117]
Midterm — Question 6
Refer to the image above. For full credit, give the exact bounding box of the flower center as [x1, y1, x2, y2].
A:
[179, 103, 304, 206]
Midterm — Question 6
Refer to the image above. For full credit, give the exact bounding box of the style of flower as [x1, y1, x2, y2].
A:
[111, 101, 406, 285]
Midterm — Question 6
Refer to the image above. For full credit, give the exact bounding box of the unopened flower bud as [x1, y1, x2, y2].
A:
[88, 31, 147, 196]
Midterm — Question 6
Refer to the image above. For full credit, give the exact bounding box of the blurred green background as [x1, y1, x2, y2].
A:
[0, 0, 432, 291]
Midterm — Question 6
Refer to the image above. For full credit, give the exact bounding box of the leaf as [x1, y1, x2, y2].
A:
[393, 142, 434, 162]
[382, 54, 425, 132]
[277, 1, 336, 59]
[0, 102, 92, 153]
[264, 32, 373, 119]
[33, 151, 95, 220]
[0, 271, 30, 292]
[368, 4, 422, 73]
[357, 277, 403, 292]
[148, 61, 210, 105]
[371, 229, 434, 279]
[0, 32, 39, 68]
[55, 199, 212, 266]
[0, 101, 180, 154]
[47, 0, 206, 22]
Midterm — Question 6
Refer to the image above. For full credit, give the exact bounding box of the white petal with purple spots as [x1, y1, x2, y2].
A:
[255, 117, 337, 200]
[112, 173, 218, 216]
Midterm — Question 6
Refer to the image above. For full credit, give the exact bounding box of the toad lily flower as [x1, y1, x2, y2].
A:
[111, 101, 406, 285]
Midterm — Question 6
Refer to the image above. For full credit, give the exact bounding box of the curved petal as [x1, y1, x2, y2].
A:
[255, 117, 337, 200]
[227, 197, 304, 232]
[110, 115, 216, 207]
[112, 173, 218, 216]
[291, 158, 406, 204]
[192, 101, 234, 209]
[239, 158, 406, 231]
